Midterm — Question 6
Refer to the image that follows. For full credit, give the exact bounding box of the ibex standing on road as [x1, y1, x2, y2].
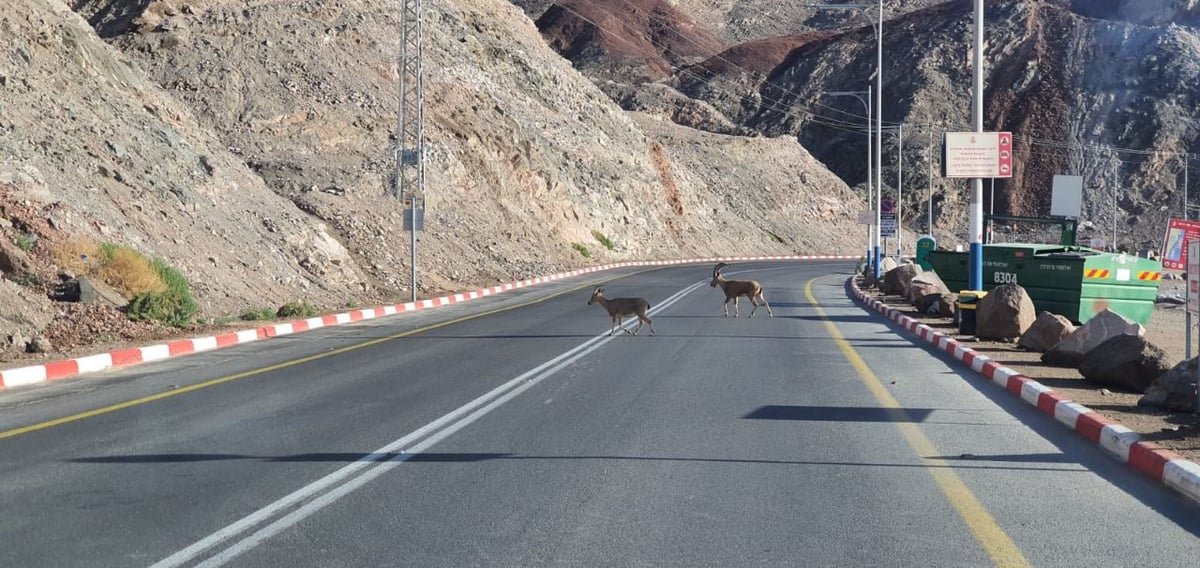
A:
[710, 262, 773, 318]
[588, 287, 655, 336]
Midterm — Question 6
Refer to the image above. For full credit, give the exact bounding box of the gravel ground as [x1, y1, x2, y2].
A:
[866, 278, 1200, 464]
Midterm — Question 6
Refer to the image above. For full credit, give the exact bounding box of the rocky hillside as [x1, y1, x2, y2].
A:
[0, 0, 862, 358]
[538, 0, 1200, 253]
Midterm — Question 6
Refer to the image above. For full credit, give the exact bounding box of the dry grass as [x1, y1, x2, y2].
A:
[102, 246, 167, 295]
[52, 237, 102, 276]
[51, 238, 166, 296]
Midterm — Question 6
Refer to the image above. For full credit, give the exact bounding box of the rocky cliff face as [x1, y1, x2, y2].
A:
[540, 0, 1200, 253]
[1, 0, 862, 357]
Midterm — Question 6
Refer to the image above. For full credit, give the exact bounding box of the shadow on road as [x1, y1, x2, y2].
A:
[68, 452, 1084, 472]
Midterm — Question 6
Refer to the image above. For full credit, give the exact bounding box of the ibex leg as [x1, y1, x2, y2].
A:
[758, 292, 774, 318]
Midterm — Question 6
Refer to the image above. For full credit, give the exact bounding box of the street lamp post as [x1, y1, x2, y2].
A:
[823, 88, 873, 273]
[927, 127, 934, 238]
[874, 0, 883, 279]
[895, 123, 903, 258]
[806, 1, 883, 278]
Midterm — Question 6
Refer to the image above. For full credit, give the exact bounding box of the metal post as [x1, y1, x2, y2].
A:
[896, 123, 903, 259]
[867, 85, 873, 273]
[822, 89, 872, 272]
[989, 178, 995, 216]
[411, 198, 419, 302]
[968, 0, 984, 291]
[1112, 181, 1118, 252]
[874, 0, 883, 280]
[928, 127, 934, 237]
[395, 0, 425, 302]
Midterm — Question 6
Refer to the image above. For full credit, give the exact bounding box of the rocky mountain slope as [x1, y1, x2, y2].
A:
[1, 0, 862, 358]
[537, 0, 1200, 253]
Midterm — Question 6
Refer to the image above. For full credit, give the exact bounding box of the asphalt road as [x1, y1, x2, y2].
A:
[1, 261, 1198, 567]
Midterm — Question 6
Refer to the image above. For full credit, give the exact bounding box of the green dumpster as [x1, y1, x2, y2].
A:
[925, 244, 1164, 325]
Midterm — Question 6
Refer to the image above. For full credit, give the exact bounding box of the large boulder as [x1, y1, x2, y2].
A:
[907, 271, 951, 304]
[880, 262, 917, 296]
[915, 292, 943, 315]
[1042, 309, 1144, 367]
[879, 256, 899, 274]
[0, 239, 32, 276]
[1139, 357, 1200, 412]
[1079, 334, 1177, 393]
[975, 284, 1036, 341]
[1017, 312, 1076, 352]
[77, 276, 129, 307]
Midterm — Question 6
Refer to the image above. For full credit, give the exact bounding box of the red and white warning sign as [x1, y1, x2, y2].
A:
[944, 132, 1013, 179]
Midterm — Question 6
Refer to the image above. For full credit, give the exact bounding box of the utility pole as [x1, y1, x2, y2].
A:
[394, 0, 425, 302]
[969, 0, 984, 290]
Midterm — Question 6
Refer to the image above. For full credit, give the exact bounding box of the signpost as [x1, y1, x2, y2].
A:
[943, 132, 1013, 179]
[1190, 240, 1199, 317]
[943, 128, 1013, 293]
[1190, 240, 1198, 410]
[880, 197, 897, 239]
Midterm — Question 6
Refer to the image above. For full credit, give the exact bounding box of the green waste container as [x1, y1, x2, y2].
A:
[925, 244, 1164, 325]
[955, 290, 987, 335]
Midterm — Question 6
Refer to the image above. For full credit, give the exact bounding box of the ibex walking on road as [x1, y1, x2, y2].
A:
[710, 262, 773, 318]
[588, 287, 655, 336]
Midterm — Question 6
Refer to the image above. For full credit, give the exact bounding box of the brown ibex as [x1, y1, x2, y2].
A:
[710, 262, 773, 318]
[588, 287, 655, 336]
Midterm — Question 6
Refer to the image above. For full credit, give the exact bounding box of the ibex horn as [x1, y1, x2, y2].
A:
[713, 262, 729, 277]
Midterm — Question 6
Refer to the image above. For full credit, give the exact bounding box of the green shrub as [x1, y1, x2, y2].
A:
[277, 301, 319, 318]
[15, 234, 37, 252]
[11, 272, 41, 287]
[240, 307, 276, 321]
[591, 230, 615, 250]
[125, 258, 198, 327]
[572, 243, 592, 258]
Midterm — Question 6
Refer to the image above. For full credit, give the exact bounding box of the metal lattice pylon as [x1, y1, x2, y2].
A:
[393, 0, 424, 203]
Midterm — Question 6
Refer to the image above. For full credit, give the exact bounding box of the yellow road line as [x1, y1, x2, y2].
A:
[805, 277, 1030, 568]
[0, 279, 618, 441]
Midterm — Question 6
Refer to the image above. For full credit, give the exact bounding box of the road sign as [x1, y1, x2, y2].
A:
[1050, 175, 1083, 218]
[1162, 218, 1200, 271]
[943, 132, 1013, 178]
[880, 211, 897, 238]
[857, 210, 873, 225]
[880, 198, 896, 214]
[403, 207, 424, 231]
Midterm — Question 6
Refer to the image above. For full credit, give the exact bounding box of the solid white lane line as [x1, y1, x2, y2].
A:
[151, 281, 703, 568]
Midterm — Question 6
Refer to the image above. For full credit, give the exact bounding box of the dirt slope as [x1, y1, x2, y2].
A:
[1, 0, 863, 360]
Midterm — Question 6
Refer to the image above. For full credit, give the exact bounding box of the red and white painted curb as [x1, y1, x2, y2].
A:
[848, 278, 1200, 505]
[0, 255, 854, 390]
